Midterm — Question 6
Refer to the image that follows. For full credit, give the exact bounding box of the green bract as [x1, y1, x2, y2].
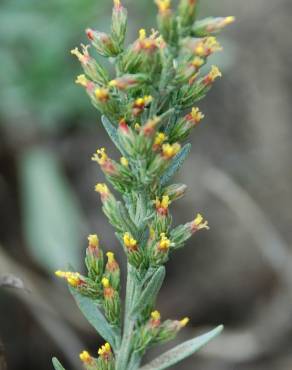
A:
[53, 1, 234, 369]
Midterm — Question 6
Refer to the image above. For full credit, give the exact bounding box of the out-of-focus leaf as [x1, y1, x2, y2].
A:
[70, 287, 121, 351]
[20, 147, 85, 272]
[140, 325, 224, 370]
[0, 274, 25, 290]
[52, 357, 66, 370]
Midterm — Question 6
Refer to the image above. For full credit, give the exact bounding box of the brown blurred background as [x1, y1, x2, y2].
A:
[1, 0, 292, 369]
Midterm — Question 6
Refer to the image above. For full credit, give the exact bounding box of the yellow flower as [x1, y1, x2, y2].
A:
[192, 213, 210, 231]
[209, 65, 222, 81]
[194, 37, 222, 57]
[109, 79, 118, 87]
[158, 233, 171, 251]
[134, 123, 141, 131]
[192, 57, 204, 69]
[155, 195, 171, 213]
[155, 0, 171, 13]
[134, 95, 152, 108]
[224, 16, 235, 25]
[154, 132, 167, 147]
[113, 0, 121, 7]
[95, 183, 109, 196]
[55, 271, 82, 287]
[190, 107, 205, 123]
[106, 252, 115, 264]
[123, 232, 138, 250]
[92, 147, 108, 165]
[79, 350, 92, 364]
[88, 234, 99, 248]
[180, 317, 189, 327]
[162, 143, 181, 159]
[71, 46, 84, 62]
[120, 157, 129, 167]
[139, 28, 147, 41]
[75, 74, 88, 87]
[151, 310, 161, 321]
[98, 342, 111, 358]
[95, 88, 109, 102]
[102, 277, 110, 288]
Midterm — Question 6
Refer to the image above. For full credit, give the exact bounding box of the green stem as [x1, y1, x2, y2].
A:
[116, 264, 138, 370]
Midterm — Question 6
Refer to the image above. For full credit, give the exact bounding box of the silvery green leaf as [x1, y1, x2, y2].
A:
[52, 357, 66, 370]
[20, 148, 84, 273]
[69, 287, 121, 351]
[160, 144, 191, 186]
[132, 266, 165, 314]
[140, 325, 223, 370]
[101, 115, 126, 155]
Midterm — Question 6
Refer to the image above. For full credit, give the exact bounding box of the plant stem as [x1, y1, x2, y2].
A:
[116, 264, 137, 370]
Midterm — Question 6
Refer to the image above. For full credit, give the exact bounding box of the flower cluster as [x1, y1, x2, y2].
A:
[54, 1, 234, 369]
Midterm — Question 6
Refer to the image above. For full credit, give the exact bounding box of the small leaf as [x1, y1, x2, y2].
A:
[132, 267, 165, 314]
[140, 325, 223, 370]
[160, 144, 191, 186]
[101, 115, 126, 155]
[69, 287, 121, 351]
[52, 357, 66, 370]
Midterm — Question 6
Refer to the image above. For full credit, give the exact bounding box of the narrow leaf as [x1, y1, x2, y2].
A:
[140, 325, 223, 370]
[160, 144, 191, 186]
[69, 287, 120, 350]
[20, 148, 84, 272]
[132, 266, 165, 314]
[52, 357, 66, 370]
[101, 115, 125, 155]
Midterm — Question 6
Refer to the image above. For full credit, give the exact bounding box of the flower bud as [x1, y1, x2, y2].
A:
[92, 147, 119, 176]
[178, 0, 198, 30]
[156, 317, 190, 343]
[192, 16, 235, 37]
[123, 232, 144, 268]
[111, 0, 128, 48]
[85, 234, 104, 281]
[169, 107, 204, 141]
[190, 213, 210, 232]
[155, 195, 171, 216]
[79, 350, 96, 368]
[155, 0, 177, 44]
[150, 233, 172, 265]
[109, 73, 148, 90]
[132, 95, 153, 116]
[71, 44, 108, 85]
[117, 119, 137, 156]
[86, 28, 119, 57]
[163, 183, 187, 201]
[97, 342, 115, 369]
[105, 252, 120, 291]
[55, 270, 85, 288]
[162, 142, 181, 159]
[203, 65, 222, 85]
[194, 37, 222, 58]
[142, 116, 161, 137]
[150, 310, 161, 328]
[102, 278, 121, 325]
[152, 132, 167, 151]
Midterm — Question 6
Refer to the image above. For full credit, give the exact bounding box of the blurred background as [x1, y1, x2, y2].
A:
[1, 0, 292, 369]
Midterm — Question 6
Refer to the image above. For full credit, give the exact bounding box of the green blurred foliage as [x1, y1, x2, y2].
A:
[0, 0, 165, 133]
[0, 0, 112, 132]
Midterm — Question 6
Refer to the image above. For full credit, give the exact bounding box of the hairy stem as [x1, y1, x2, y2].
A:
[116, 264, 137, 370]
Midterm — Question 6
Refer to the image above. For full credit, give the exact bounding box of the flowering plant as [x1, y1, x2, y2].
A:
[53, 1, 234, 369]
